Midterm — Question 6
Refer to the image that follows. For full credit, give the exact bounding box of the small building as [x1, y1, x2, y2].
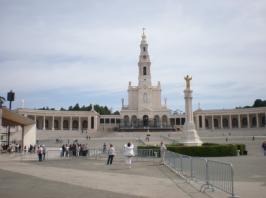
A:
[0, 107, 36, 147]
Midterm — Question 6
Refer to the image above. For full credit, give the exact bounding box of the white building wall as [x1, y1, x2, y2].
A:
[24, 124, 36, 147]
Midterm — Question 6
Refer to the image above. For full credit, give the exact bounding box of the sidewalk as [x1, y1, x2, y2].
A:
[0, 156, 213, 198]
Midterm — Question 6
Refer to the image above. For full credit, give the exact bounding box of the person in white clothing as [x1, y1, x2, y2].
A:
[124, 142, 134, 168]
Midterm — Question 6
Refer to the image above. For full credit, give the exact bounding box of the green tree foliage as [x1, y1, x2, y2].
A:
[113, 110, 120, 115]
[37, 103, 117, 115]
[0, 96, 5, 107]
[236, 99, 266, 109]
[253, 99, 266, 107]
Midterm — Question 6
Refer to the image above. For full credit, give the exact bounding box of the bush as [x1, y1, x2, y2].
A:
[137, 144, 243, 157]
[166, 144, 238, 157]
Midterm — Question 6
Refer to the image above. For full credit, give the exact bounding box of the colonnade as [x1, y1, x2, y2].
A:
[195, 112, 266, 130]
[27, 115, 98, 132]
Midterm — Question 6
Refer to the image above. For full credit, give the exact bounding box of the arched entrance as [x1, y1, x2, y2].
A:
[154, 115, 160, 127]
[131, 115, 137, 127]
[124, 115, 130, 127]
[162, 115, 168, 127]
[143, 115, 149, 127]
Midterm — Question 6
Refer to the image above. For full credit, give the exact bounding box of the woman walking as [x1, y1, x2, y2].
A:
[107, 144, 116, 165]
[124, 142, 134, 168]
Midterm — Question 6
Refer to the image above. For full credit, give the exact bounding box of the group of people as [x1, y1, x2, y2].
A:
[61, 143, 89, 157]
[0, 143, 37, 153]
[106, 142, 135, 168]
[105, 141, 167, 167]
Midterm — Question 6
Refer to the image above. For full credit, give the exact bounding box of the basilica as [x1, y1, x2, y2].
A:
[12, 31, 266, 134]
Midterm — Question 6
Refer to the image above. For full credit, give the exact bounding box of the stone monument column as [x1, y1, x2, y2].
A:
[180, 75, 202, 146]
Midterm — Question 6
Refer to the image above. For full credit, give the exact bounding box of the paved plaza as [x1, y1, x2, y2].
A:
[0, 130, 266, 198]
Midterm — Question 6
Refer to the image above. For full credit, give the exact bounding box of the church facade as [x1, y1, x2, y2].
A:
[120, 31, 171, 130]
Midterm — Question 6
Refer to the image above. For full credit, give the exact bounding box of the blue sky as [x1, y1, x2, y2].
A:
[0, 0, 266, 112]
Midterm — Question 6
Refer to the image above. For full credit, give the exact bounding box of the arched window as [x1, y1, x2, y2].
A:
[143, 47, 146, 51]
[143, 67, 147, 75]
[143, 115, 149, 127]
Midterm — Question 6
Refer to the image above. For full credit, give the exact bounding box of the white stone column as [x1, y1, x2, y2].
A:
[256, 113, 259, 128]
[229, 115, 232, 129]
[221, 115, 223, 129]
[196, 115, 199, 130]
[78, 117, 81, 131]
[70, 117, 72, 131]
[61, 117, 64, 130]
[238, 114, 241, 128]
[88, 116, 91, 131]
[180, 75, 202, 146]
[247, 114, 250, 128]
[0, 109, 2, 130]
[43, 116, 46, 130]
[211, 115, 214, 130]
[94, 116, 97, 131]
[52, 116, 54, 131]
[202, 115, 205, 130]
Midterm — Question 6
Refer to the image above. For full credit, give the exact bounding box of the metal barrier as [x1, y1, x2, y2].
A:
[164, 150, 238, 198]
[45, 148, 160, 162]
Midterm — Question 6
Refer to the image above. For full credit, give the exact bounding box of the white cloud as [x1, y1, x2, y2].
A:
[0, 0, 265, 110]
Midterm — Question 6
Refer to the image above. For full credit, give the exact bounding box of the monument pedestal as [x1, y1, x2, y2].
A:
[180, 75, 202, 146]
[181, 122, 202, 146]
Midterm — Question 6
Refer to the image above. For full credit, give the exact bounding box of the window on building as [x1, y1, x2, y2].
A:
[100, 118, 104, 124]
[143, 47, 146, 51]
[143, 67, 147, 75]
[111, 118, 115, 124]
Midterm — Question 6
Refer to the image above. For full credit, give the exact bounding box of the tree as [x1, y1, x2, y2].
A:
[73, 103, 80, 111]
[113, 111, 120, 115]
[253, 99, 266, 107]
[0, 96, 5, 107]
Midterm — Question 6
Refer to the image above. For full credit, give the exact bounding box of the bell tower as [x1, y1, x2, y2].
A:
[138, 28, 151, 87]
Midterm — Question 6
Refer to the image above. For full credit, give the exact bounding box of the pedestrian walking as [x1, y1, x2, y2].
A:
[37, 146, 43, 162]
[107, 144, 116, 165]
[262, 141, 266, 156]
[160, 141, 167, 164]
[42, 145, 46, 160]
[103, 143, 107, 153]
[124, 142, 134, 168]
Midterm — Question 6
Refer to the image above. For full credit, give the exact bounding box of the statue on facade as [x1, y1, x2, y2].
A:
[184, 75, 192, 90]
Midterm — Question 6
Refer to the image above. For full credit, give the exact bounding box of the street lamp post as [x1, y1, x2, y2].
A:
[7, 90, 15, 146]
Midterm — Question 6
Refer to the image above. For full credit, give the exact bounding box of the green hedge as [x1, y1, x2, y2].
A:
[166, 144, 238, 157]
[137, 144, 241, 157]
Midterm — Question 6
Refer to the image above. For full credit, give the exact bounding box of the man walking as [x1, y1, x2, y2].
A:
[107, 144, 116, 165]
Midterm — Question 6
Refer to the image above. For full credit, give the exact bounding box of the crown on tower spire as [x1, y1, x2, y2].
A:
[141, 27, 147, 43]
